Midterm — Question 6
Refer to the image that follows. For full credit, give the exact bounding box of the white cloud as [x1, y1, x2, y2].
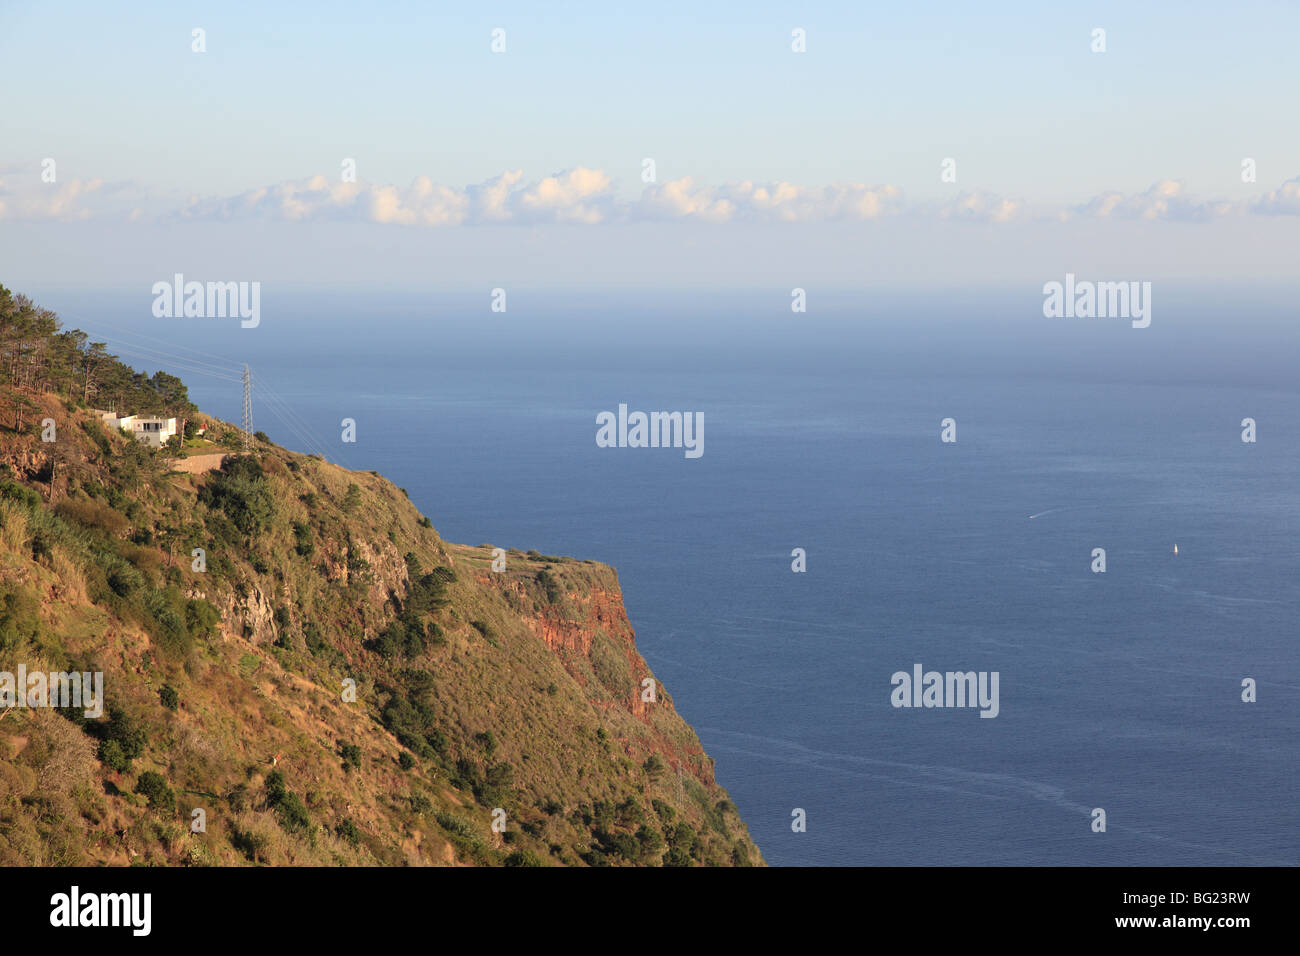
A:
[176, 170, 904, 226]
[7, 165, 1299, 227]
[637, 177, 737, 222]
[1072, 179, 1240, 222]
[513, 167, 614, 224]
[719, 180, 904, 222]
[177, 168, 616, 226]
[1251, 176, 1300, 215]
[936, 190, 1025, 223]
[639, 178, 904, 223]
[0, 169, 107, 221]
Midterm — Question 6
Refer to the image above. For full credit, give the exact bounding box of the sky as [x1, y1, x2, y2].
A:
[1, 1, 1298, 288]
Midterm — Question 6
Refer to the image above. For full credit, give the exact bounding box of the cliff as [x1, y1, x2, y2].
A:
[0, 341, 761, 865]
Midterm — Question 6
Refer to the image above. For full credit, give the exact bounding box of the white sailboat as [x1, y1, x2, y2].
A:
[1172, 543, 1178, 555]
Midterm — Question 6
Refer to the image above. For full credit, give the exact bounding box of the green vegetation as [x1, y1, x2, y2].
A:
[340, 743, 362, 772]
[0, 285, 197, 423]
[0, 283, 762, 868]
[265, 770, 311, 834]
[135, 770, 175, 812]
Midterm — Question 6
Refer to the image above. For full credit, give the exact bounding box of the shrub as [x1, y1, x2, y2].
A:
[185, 599, 221, 639]
[594, 829, 639, 860]
[135, 771, 175, 812]
[0, 480, 42, 509]
[434, 813, 474, 839]
[340, 743, 362, 772]
[590, 631, 633, 697]
[264, 769, 311, 833]
[199, 456, 275, 537]
[227, 783, 249, 813]
[475, 762, 514, 807]
[398, 751, 415, 770]
[231, 825, 269, 862]
[408, 794, 432, 815]
[159, 685, 179, 711]
[105, 561, 144, 598]
[102, 708, 147, 763]
[98, 739, 128, 773]
[664, 822, 698, 867]
[53, 498, 129, 537]
[144, 587, 191, 657]
[0, 585, 43, 653]
[367, 618, 429, 659]
[535, 569, 563, 604]
[79, 421, 113, 456]
[636, 824, 664, 859]
[379, 691, 448, 760]
[504, 849, 544, 867]
[278, 792, 311, 832]
[302, 620, 327, 655]
[292, 521, 314, 557]
[265, 770, 287, 803]
[364, 560, 452, 658]
[335, 818, 360, 846]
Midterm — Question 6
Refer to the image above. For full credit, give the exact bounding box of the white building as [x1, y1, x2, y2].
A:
[98, 411, 179, 448]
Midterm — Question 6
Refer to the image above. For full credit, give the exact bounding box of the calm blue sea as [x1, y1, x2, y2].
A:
[39, 286, 1300, 866]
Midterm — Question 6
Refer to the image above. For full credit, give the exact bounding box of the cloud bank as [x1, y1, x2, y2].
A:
[0, 171, 106, 221]
[2, 165, 1298, 227]
[1071, 179, 1240, 222]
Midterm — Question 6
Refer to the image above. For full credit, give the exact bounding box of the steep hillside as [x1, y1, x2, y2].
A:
[0, 302, 761, 866]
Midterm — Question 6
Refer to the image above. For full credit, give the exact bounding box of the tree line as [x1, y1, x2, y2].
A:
[0, 284, 196, 430]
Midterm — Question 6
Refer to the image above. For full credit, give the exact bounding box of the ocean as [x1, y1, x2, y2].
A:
[40, 285, 1300, 865]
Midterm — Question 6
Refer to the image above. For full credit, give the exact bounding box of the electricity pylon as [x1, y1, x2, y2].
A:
[242, 365, 253, 451]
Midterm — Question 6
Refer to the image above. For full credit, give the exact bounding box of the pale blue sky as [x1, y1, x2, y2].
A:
[4, 0, 1297, 198]
[1, 1, 1297, 285]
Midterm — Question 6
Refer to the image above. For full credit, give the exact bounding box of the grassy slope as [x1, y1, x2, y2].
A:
[0, 392, 761, 866]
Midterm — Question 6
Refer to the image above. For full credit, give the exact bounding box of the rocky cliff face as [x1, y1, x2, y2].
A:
[514, 579, 712, 774]
[0, 393, 761, 866]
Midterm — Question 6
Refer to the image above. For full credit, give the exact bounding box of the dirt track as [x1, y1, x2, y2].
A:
[167, 453, 229, 475]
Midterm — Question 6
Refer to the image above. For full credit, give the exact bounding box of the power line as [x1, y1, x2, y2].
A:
[252, 372, 351, 468]
[56, 318, 246, 384]
[246, 372, 326, 453]
[93, 344, 244, 384]
[37, 310, 354, 469]
[91, 341, 245, 381]
[59, 314, 246, 376]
